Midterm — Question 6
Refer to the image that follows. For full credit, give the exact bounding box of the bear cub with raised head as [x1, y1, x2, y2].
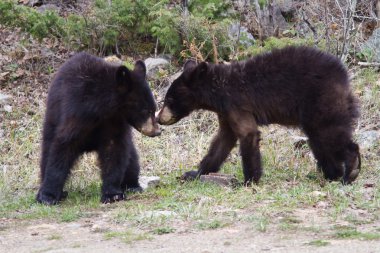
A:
[158, 46, 360, 185]
[37, 52, 161, 205]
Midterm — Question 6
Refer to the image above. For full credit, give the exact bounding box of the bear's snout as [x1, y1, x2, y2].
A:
[157, 106, 176, 125]
[140, 116, 161, 137]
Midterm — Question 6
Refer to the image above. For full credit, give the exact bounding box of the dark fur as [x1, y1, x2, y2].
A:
[159, 46, 361, 184]
[37, 52, 158, 205]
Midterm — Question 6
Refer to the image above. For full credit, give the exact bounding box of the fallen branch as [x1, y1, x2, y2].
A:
[358, 62, 380, 66]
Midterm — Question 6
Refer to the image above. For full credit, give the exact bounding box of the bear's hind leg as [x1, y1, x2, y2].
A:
[37, 135, 81, 205]
[121, 142, 143, 193]
[181, 115, 237, 181]
[40, 122, 56, 182]
[98, 137, 128, 204]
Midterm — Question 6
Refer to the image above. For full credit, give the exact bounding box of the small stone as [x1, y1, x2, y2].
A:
[314, 201, 329, 209]
[310, 191, 327, 198]
[66, 223, 81, 228]
[0, 94, 11, 105]
[3, 105, 12, 112]
[139, 176, 160, 190]
[91, 224, 109, 233]
[142, 210, 176, 218]
[292, 135, 308, 149]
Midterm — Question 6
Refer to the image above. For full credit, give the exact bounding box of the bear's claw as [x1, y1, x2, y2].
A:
[101, 193, 125, 204]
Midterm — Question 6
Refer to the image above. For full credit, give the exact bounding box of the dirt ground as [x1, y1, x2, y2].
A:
[1, 208, 380, 253]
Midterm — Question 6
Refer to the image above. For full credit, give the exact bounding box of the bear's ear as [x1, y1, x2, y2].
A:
[183, 59, 197, 72]
[134, 60, 147, 78]
[116, 65, 132, 90]
[196, 62, 208, 77]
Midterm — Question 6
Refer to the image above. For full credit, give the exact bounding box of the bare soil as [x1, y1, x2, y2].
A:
[1, 208, 379, 253]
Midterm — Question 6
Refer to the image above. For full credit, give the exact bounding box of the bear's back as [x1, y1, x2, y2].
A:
[243, 46, 348, 87]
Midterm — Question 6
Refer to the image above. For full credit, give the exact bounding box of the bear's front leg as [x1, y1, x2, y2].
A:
[227, 112, 262, 184]
[239, 131, 262, 184]
[181, 115, 237, 181]
[98, 138, 128, 204]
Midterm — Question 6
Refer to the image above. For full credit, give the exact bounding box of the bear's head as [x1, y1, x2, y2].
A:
[116, 61, 161, 137]
[157, 60, 208, 125]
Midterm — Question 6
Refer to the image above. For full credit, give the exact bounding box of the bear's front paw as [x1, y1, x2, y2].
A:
[101, 193, 125, 204]
[181, 170, 199, 181]
[36, 190, 61, 205]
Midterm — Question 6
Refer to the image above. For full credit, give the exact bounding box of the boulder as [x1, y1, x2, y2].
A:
[144, 57, 170, 78]
[357, 130, 380, 150]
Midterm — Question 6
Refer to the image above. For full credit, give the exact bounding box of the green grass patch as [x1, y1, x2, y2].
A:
[104, 230, 151, 244]
[333, 226, 380, 240]
[306, 240, 330, 247]
[47, 234, 62, 240]
[197, 219, 229, 230]
[152, 227, 175, 235]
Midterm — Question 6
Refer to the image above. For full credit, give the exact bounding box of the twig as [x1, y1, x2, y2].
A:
[358, 62, 380, 66]
[212, 35, 218, 63]
[301, 10, 318, 45]
[155, 37, 159, 58]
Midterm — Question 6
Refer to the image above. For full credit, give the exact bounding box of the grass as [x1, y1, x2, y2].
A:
[152, 227, 176, 235]
[104, 230, 151, 244]
[333, 226, 380, 240]
[47, 234, 62, 240]
[306, 240, 330, 247]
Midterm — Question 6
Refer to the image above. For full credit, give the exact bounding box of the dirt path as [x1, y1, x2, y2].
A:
[1, 215, 380, 253]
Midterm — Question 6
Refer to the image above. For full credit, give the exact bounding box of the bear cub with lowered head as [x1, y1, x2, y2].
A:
[37, 52, 161, 205]
[158, 46, 360, 185]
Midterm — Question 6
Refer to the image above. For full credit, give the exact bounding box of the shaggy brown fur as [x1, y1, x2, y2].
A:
[158, 46, 361, 184]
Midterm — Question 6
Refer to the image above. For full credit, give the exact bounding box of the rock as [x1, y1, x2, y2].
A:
[37, 4, 61, 13]
[0, 93, 11, 105]
[144, 57, 170, 78]
[275, 0, 295, 13]
[292, 136, 308, 150]
[360, 28, 380, 62]
[139, 176, 160, 190]
[142, 210, 176, 218]
[91, 223, 109, 233]
[310, 191, 327, 198]
[200, 173, 239, 187]
[357, 130, 380, 150]
[3, 105, 12, 113]
[228, 23, 255, 47]
[314, 201, 329, 209]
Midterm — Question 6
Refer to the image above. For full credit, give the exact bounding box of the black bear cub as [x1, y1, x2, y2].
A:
[158, 46, 361, 185]
[37, 52, 161, 205]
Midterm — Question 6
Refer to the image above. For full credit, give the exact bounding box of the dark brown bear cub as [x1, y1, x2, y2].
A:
[158, 46, 360, 185]
[37, 52, 161, 205]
